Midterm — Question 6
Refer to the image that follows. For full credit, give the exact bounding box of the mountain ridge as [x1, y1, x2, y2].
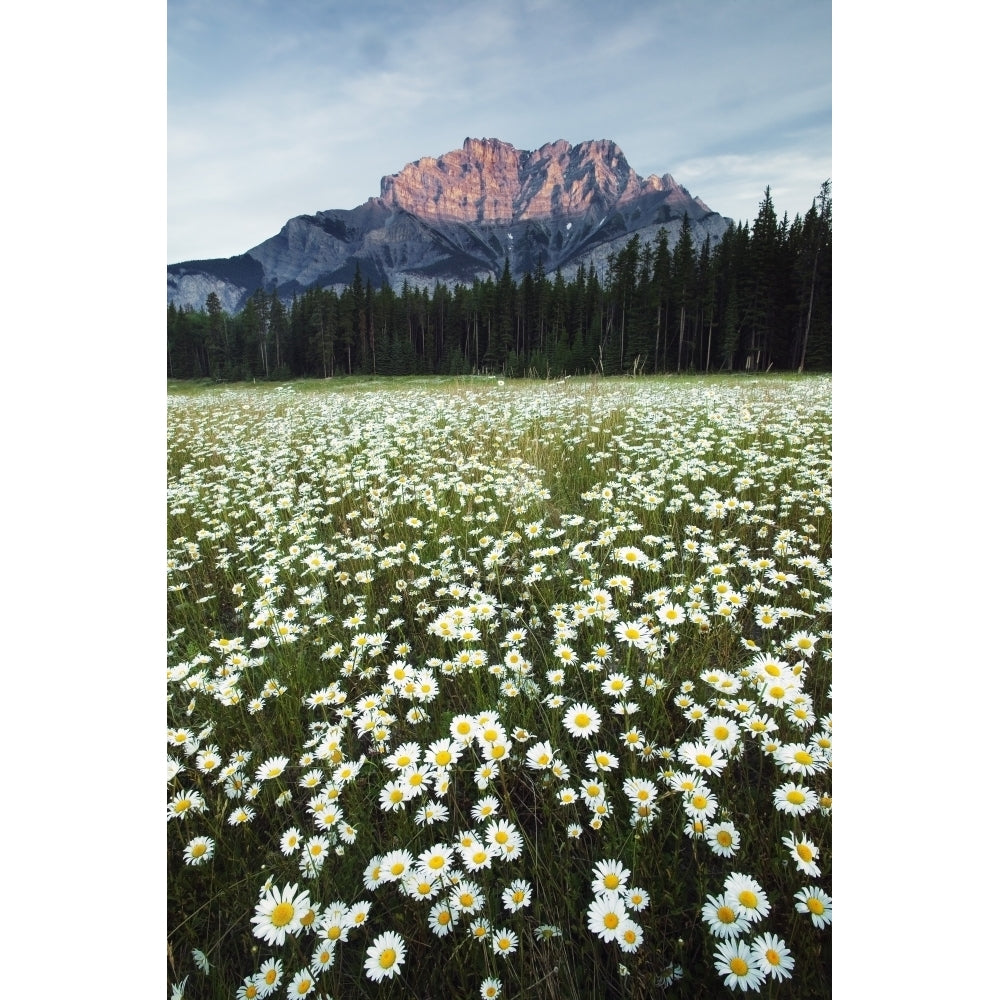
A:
[168, 138, 732, 312]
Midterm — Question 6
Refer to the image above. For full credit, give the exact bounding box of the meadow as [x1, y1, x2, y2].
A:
[167, 374, 832, 999]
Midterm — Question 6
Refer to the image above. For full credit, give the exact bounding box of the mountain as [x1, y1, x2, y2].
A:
[167, 138, 732, 312]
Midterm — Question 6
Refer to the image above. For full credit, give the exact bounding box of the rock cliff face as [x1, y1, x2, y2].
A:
[168, 138, 731, 311]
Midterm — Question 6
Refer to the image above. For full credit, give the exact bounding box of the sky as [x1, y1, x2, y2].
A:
[168, 0, 832, 263]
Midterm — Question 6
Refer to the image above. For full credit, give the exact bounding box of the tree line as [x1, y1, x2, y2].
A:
[167, 184, 831, 380]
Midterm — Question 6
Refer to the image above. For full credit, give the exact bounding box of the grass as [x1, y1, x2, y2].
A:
[167, 374, 832, 999]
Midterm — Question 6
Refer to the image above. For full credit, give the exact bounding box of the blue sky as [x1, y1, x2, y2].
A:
[168, 0, 832, 263]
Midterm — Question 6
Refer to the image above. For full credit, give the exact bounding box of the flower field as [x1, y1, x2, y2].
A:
[167, 374, 832, 999]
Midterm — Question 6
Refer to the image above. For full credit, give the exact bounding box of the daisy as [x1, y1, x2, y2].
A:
[364, 930, 406, 982]
[417, 842, 454, 879]
[347, 900, 371, 929]
[601, 673, 632, 698]
[228, 806, 256, 825]
[487, 820, 524, 861]
[502, 879, 532, 912]
[794, 885, 832, 928]
[684, 786, 718, 821]
[787, 630, 819, 657]
[701, 893, 752, 939]
[586, 749, 619, 772]
[525, 741, 555, 770]
[777, 742, 828, 777]
[183, 836, 215, 866]
[614, 620, 652, 648]
[251, 883, 311, 947]
[378, 780, 409, 812]
[751, 932, 795, 982]
[703, 716, 740, 753]
[773, 781, 819, 816]
[257, 958, 283, 996]
[705, 822, 741, 858]
[592, 859, 630, 896]
[534, 924, 563, 940]
[450, 880, 485, 914]
[782, 830, 822, 879]
[617, 918, 644, 953]
[480, 977, 502, 1000]
[461, 840, 497, 873]
[425, 738, 463, 770]
[714, 939, 767, 992]
[468, 918, 492, 942]
[167, 789, 206, 821]
[428, 900, 457, 936]
[382, 848, 414, 881]
[309, 940, 336, 975]
[587, 893, 629, 942]
[678, 741, 727, 777]
[472, 795, 501, 821]
[236, 976, 260, 1000]
[301, 837, 329, 870]
[724, 873, 770, 924]
[622, 777, 658, 809]
[491, 927, 519, 957]
[625, 886, 650, 911]
[256, 755, 289, 781]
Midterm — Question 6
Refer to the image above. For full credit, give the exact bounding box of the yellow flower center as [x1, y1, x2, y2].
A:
[300, 909, 315, 927]
[730, 958, 749, 976]
[379, 948, 397, 969]
[738, 890, 757, 909]
[765, 948, 780, 966]
[713, 726, 729, 740]
[692, 794, 708, 810]
[807, 897, 825, 915]
[794, 750, 814, 766]
[603, 913, 619, 929]
[718, 905, 736, 924]
[574, 713, 591, 729]
[604, 874, 620, 889]
[438, 911, 451, 925]
[175, 798, 191, 813]
[435, 751, 451, 766]
[695, 753, 713, 768]
[796, 844, 814, 862]
[271, 902, 294, 927]
[390, 862, 405, 876]
[327, 926, 342, 940]
[428, 855, 445, 869]
[764, 663, 780, 676]
[717, 831, 733, 847]
[191, 842, 206, 857]
[264, 970, 277, 985]
[787, 790, 806, 805]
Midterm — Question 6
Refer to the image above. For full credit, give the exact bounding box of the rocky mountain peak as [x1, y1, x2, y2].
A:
[169, 138, 731, 311]
[378, 137, 676, 225]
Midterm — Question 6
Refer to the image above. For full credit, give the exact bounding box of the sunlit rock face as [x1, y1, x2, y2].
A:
[378, 138, 709, 225]
[168, 139, 731, 310]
